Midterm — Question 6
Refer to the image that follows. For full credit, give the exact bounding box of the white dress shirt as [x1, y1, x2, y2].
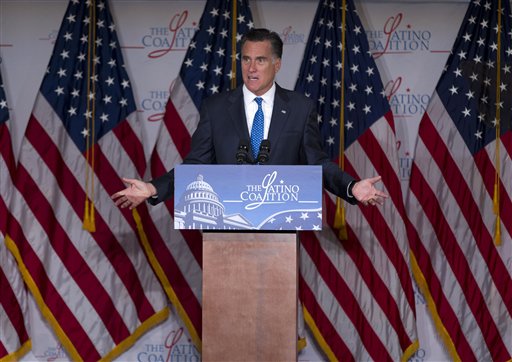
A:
[243, 83, 276, 140]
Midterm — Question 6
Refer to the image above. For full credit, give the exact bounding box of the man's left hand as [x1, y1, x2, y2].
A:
[352, 176, 389, 206]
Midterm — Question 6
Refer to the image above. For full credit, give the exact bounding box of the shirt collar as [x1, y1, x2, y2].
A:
[243, 83, 276, 105]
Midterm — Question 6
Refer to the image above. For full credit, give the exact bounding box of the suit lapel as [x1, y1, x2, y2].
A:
[268, 84, 290, 147]
[227, 87, 250, 141]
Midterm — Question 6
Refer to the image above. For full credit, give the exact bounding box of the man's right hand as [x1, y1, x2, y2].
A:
[111, 178, 157, 209]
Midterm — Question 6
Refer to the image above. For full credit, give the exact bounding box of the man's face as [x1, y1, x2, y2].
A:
[241, 40, 281, 96]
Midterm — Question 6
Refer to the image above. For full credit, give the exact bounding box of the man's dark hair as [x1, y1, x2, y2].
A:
[241, 28, 283, 59]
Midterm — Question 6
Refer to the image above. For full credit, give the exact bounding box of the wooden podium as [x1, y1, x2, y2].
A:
[174, 164, 322, 361]
[202, 231, 298, 361]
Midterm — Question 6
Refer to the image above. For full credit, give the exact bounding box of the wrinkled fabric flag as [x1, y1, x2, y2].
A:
[406, 0, 512, 360]
[5, 1, 168, 360]
[295, 0, 418, 360]
[0, 63, 31, 362]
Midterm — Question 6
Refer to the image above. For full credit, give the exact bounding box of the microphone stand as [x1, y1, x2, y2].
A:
[256, 140, 271, 165]
[236, 140, 250, 164]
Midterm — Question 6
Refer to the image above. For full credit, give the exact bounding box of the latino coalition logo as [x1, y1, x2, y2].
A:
[35, 343, 67, 361]
[241, 171, 301, 210]
[382, 77, 426, 180]
[141, 10, 197, 59]
[398, 150, 413, 180]
[366, 13, 432, 58]
[140, 89, 170, 123]
[39, 29, 59, 44]
[137, 328, 199, 362]
[384, 77, 430, 118]
[412, 280, 426, 306]
[279, 26, 306, 45]
[408, 348, 427, 362]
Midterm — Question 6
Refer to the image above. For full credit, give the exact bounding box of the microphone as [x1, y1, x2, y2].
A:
[236, 139, 250, 164]
[256, 140, 271, 165]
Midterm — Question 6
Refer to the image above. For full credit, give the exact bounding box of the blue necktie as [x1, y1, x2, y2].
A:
[251, 97, 264, 159]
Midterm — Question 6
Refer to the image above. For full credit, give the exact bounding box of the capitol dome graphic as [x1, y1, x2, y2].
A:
[174, 174, 253, 230]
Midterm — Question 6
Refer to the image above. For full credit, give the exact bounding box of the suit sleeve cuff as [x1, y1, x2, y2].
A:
[347, 180, 356, 199]
[146, 180, 160, 205]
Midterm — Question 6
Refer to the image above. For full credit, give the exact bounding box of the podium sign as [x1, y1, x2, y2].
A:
[174, 164, 322, 231]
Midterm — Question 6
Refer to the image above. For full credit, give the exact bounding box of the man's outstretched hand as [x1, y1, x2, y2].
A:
[111, 178, 157, 210]
[352, 176, 389, 206]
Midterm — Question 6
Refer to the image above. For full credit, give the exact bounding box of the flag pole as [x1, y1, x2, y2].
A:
[493, 0, 502, 245]
[334, 0, 348, 240]
[84, 0, 97, 232]
[231, 0, 238, 90]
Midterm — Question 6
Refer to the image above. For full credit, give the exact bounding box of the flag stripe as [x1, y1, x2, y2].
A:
[0, 339, 7, 359]
[0, 128, 15, 179]
[164, 98, 192, 160]
[298, 273, 354, 361]
[151, 131, 183, 176]
[170, 77, 202, 139]
[300, 229, 393, 362]
[0, 259, 28, 346]
[6, 216, 99, 360]
[0, 198, 7, 237]
[112, 116, 147, 178]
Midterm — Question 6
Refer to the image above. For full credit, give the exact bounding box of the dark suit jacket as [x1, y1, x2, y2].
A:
[149, 84, 357, 205]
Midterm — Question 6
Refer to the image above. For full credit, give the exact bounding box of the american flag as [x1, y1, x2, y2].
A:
[294, 0, 418, 360]
[406, 0, 512, 360]
[5, 1, 168, 360]
[0, 68, 30, 361]
[145, 0, 253, 349]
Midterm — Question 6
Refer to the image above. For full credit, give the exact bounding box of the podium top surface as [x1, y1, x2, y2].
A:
[174, 164, 322, 231]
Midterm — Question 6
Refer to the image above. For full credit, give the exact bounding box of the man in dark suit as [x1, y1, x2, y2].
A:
[112, 28, 387, 208]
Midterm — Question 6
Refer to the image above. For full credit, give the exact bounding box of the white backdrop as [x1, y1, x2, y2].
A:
[0, 1, 473, 361]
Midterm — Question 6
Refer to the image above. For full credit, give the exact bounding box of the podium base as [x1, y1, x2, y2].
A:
[202, 232, 298, 361]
